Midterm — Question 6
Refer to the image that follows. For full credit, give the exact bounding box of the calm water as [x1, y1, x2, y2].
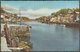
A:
[25, 21, 79, 51]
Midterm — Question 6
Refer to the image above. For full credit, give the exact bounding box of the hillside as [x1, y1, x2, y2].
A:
[1, 7, 30, 23]
[36, 8, 80, 24]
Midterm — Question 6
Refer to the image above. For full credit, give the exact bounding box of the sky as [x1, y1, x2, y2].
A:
[1, 1, 79, 19]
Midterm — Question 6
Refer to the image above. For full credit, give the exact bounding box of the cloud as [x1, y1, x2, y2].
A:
[1, 5, 59, 19]
[20, 8, 59, 19]
[1, 4, 18, 10]
[1, 5, 18, 13]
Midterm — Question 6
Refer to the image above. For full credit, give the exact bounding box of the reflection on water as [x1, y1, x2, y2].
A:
[25, 21, 79, 51]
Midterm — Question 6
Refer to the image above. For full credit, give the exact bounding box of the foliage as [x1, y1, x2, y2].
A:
[0, 7, 5, 13]
[51, 8, 73, 17]
[18, 41, 30, 48]
[73, 8, 80, 12]
[52, 8, 78, 16]
[22, 17, 29, 20]
[51, 12, 58, 17]
[36, 8, 80, 23]
[10, 26, 31, 37]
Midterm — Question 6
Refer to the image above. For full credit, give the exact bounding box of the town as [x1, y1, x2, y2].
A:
[36, 8, 80, 27]
[1, 1, 80, 52]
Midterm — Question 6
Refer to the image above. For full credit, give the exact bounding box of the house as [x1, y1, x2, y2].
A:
[75, 12, 80, 21]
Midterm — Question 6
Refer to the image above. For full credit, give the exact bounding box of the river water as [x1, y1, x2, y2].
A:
[25, 21, 79, 51]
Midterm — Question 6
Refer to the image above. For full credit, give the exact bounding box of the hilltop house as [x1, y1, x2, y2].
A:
[75, 11, 80, 21]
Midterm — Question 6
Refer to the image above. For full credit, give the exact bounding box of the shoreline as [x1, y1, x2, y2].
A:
[37, 21, 80, 28]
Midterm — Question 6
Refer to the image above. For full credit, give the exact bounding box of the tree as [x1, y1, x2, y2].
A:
[51, 12, 58, 17]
